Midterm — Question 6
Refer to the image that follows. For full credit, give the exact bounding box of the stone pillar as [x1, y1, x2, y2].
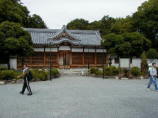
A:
[9, 56, 17, 70]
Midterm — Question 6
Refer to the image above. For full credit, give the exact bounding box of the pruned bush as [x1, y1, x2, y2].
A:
[89, 67, 103, 76]
[30, 68, 60, 81]
[90, 67, 99, 74]
[0, 65, 8, 70]
[95, 69, 103, 76]
[122, 68, 130, 77]
[0, 70, 21, 81]
[130, 67, 141, 77]
[50, 68, 60, 78]
[30, 69, 48, 81]
[104, 66, 119, 76]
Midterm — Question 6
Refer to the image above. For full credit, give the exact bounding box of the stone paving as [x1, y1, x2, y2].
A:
[0, 76, 158, 118]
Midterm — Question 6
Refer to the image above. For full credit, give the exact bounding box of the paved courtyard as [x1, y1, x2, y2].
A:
[0, 76, 158, 118]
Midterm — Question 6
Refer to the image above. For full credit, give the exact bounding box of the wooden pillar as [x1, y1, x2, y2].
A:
[82, 47, 84, 65]
[31, 56, 33, 68]
[44, 47, 46, 66]
[94, 47, 97, 66]
[57, 46, 59, 68]
[70, 47, 72, 67]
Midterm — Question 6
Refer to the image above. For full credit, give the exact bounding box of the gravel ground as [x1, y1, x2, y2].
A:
[0, 76, 158, 118]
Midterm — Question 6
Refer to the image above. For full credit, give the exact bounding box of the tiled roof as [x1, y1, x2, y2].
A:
[24, 26, 102, 46]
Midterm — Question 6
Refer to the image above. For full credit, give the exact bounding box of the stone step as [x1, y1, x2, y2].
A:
[60, 69, 88, 76]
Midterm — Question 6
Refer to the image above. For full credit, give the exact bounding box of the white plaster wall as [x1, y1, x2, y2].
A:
[72, 48, 83, 52]
[111, 59, 119, 67]
[34, 48, 44, 52]
[131, 58, 141, 68]
[34, 48, 58, 52]
[147, 59, 158, 64]
[84, 48, 95, 52]
[120, 58, 130, 68]
[59, 46, 70, 51]
[9, 57, 17, 70]
[96, 49, 106, 53]
[45, 48, 58, 52]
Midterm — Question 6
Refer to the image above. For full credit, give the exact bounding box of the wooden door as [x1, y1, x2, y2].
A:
[59, 51, 71, 68]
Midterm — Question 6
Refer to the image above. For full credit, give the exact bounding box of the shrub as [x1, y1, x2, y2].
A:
[0, 70, 20, 81]
[95, 69, 103, 76]
[122, 68, 130, 77]
[89, 67, 99, 74]
[30, 69, 48, 81]
[104, 66, 119, 76]
[130, 67, 141, 77]
[0, 65, 8, 70]
[141, 52, 148, 76]
[50, 68, 60, 77]
[89, 67, 103, 76]
[146, 48, 158, 59]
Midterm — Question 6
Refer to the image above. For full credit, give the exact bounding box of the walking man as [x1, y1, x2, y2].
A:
[19, 64, 32, 96]
[147, 62, 158, 91]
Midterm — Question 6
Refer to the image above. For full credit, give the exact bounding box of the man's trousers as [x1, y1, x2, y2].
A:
[21, 77, 32, 94]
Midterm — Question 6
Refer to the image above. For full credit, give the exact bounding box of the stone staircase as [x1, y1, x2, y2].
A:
[60, 68, 89, 76]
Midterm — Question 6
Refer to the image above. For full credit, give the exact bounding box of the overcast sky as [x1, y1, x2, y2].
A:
[21, 0, 147, 29]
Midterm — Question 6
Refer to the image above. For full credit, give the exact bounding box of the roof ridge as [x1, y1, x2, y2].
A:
[24, 28, 99, 33]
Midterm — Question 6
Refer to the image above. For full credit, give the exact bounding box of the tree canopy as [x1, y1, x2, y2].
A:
[66, 0, 158, 58]
[0, 0, 47, 28]
[67, 19, 89, 30]
[102, 32, 151, 57]
[0, 21, 33, 57]
[132, 0, 158, 49]
[0, 0, 47, 60]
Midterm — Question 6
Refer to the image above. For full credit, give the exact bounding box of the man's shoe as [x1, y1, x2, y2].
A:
[19, 91, 24, 95]
[27, 93, 32, 96]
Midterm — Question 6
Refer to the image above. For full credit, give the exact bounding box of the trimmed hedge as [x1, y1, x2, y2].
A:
[130, 67, 141, 77]
[104, 66, 119, 76]
[0, 65, 8, 70]
[89, 66, 142, 78]
[0, 70, 22, 81]
[50, 68, 60, 77]
[30, 69, 48, 81]
[90, 67, 99, 74]
[30, 68, 60, 81]
[89, 67, 103, 76]
[0, 68, 60, 82]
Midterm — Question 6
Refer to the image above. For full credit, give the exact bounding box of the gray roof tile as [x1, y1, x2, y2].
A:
[24, 27, 102, 46]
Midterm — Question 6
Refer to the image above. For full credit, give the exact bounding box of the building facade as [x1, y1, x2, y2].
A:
[17, 26, 107, 69]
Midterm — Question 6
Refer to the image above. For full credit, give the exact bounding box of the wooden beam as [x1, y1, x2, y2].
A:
[44, 47, 46, 66]
[82, 47, 84, 65]
[94, 47, 97, 66]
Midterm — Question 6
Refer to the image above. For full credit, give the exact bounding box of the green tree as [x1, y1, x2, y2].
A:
[102, 32, 151, 58]
[132, 0, 158, 49]
[0, 0, 47, 28]
[141, 52, 148, 76]
[99, 16, 116, 35]
[67, 19, 89, 30]
[26, 14, 47, 28]
[102, 33, 124, 55]
[88, 21, 101, 30]
[122, 32, 151, 57]
[0, 21, 33, 57]
[111, 17, 134, 34]
[146, 48, 158, 59]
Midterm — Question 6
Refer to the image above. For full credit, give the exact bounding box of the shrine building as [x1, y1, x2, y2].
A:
[17, 26, 107, 69]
